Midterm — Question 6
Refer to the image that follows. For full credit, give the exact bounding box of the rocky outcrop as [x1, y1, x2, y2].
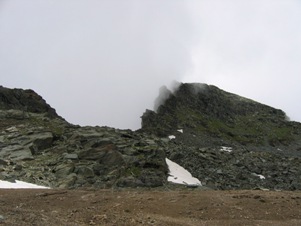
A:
[0, 86, 168, 189]
[0, 121, 169, 188]
[0, 86, 59, 118]
[2, 84, 301, 190]
[141, 83, 301, 190]
[165, 143, 301, 190]
[141, 83, 301, 152]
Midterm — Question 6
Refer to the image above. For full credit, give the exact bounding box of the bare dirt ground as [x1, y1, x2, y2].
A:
[0, 188, 301, 226]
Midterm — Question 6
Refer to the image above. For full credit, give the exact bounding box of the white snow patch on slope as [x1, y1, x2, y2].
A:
[177, 129, 183, 133]
[251, 173, 266, 180]
[168, 135, 176, 140]
[0, 180, 49, 189]
[166, 158, 202, 186]
[220, 146, 232, 153]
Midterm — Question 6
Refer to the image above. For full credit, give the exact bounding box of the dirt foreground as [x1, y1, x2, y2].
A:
[0, 188, 301, 225]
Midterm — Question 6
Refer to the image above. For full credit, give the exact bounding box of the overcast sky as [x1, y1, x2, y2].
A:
[1, 0, 301, 129]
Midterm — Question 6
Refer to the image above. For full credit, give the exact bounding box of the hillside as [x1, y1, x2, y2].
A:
[0, 86, 168, 189]
[1, 84, 301, 190]
[142, 83, 301, 150]
[141, 83, 301, 190]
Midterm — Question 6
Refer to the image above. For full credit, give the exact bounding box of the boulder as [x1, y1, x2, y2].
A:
[78, 144, 124, 166]
[76, 166, 95, 178]
[0, 145, 34, 161]
[29, 132, 53, 153]
[54, 163, 75, 179]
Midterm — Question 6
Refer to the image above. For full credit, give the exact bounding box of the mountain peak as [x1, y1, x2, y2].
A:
[1, 84, 301, 190]
[141, 83, 296, 148]
[0, 86, 60, 119]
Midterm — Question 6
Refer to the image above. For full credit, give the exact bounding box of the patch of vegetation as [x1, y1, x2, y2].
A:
[267, 127, 294, 146]
[142, 83, 298, 147]
[27, 116, 65, 138]
[175, 106, 295, 146]
[124, 166, 142, 177]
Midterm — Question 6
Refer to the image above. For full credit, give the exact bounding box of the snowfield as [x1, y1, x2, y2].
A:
[166, 158, 202, 186]
[0, 180, 49, 189]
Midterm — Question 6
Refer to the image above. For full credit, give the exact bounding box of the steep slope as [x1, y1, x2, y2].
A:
[141, 83, 301, 190]
[0, 86, 168, 188]
[0, 86, 59, 118]
[2, 84, 301, 190]
[142, 83, 301, 153]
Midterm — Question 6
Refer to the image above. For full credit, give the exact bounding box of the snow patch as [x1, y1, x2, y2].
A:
[0, 180, 50, 189]
[166, 158, 202, 186]
[168, 135, 176, 140]
[251, 173, 266, 180]
[177, 129, 183, 133]
[220, 146, 232, 153]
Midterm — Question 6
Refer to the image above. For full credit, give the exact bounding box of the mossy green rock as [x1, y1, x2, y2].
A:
[141, 83, 301, 153]
[141, 83, 301, 190]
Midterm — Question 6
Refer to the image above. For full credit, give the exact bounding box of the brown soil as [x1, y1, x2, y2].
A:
[0, 188, 301, 225]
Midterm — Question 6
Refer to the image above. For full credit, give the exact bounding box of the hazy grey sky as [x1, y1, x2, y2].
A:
[1, 0, 301, 129]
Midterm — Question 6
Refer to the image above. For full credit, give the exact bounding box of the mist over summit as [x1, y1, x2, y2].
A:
[142, 83, 296, 149]
[1, 1, 301, 129]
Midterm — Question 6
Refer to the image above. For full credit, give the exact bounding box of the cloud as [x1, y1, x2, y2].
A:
[183, 0, 301, 122]
[0, 0, 196, 129]
[1, 0, 301, 129]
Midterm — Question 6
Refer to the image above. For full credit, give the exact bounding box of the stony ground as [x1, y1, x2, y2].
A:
[0, 188, 301, 225]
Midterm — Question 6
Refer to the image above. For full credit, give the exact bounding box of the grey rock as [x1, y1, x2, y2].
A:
[78, 145, 124, 167]
[145, 139, 156, 145]
[90, 138, 113, 147]
[29, 132, 53, 152]
[58, 173, 77, 188]
[11, 149, 34, 161]
[216, 169, 223, 174]
[0, 159, 7, 166]
[5, 126, 19, 133]
[117, 176, 144, 187]
[0, 173, 16, 182]
[14, 164, 22, 171]
[71, 130, 105, 140]
[63, 153, 78, 160]
[0, 109, 28, 119]
[76, 166, 94, 178]
[0, 145, 34, 160]
[54, 163, 75, 179]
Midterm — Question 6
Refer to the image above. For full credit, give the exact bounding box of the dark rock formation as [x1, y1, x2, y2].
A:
[141, 83, 301, 190]
[141, 83, 301, 152]
[0, 86, 168, 189]
[2, 83, 301, 191]
[0, 86, 59, 118]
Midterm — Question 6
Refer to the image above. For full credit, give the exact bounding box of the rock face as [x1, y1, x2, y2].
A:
[0, 86, 168, 188]
[0, 86, 59, 118]
[141, 83, 301, 190]
[2, 83, 301, 190]
[143, 84, 293, 143]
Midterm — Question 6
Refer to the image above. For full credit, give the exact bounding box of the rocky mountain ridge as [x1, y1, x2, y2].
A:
[141, 83, 301, 190]
[0, 86, 59, 119]
[0, 86, 168, 188]
[1, 84, 301, 190]
[142, 83, 301, 154]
